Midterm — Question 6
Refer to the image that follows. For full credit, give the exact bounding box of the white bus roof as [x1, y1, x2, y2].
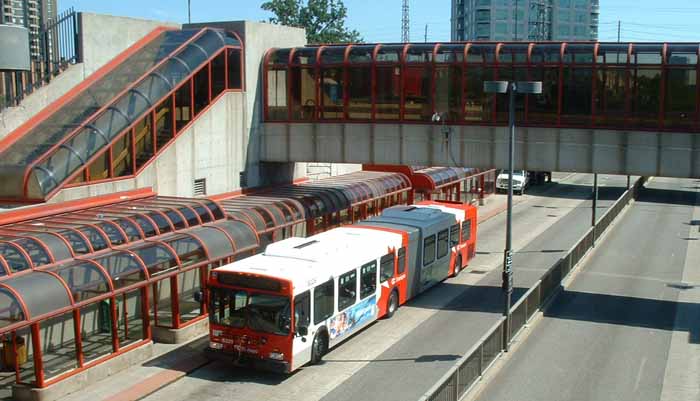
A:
[214, 226, 403, 295]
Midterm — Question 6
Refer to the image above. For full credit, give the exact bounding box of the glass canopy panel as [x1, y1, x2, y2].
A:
[27, 232, 73, 261]
[0, 242, 31, 273]
[467, 44, 497, 64]
[193, 29, 225, 59]
[10, 238, 51, 267]
[186, 226, 234, 260]
[530, 43, 562, 64]
[48, 261, 111, 303]
[564, 43, 595, 63]
[632, 44, 664, 64]
[3, 272, 72, 318]
[406, 44, 435, 63]
[376, 45, 403, 63]
[77, 227, 109, 251]
[348, 45, 375, 63]
[268, 48, 292, 65]
[91, 251, 147, 289]
[597, 44, 629, 64]
[222, 208, 265, 232]
[292, 47, 318, 65]
[130, 243, 179, 277]
[320, 47, 346, 64]
[436, 44, 466, 63]
[498, 44, 529, 63]
[201, 201, 225, 220]
[162, 234, 207, 267]
[95, 222, 127, 245]
[0, 288, 25, 328]
[212, 220, 259, 252]
[666, 44, 699, 65]
[224, 31, 241, 47]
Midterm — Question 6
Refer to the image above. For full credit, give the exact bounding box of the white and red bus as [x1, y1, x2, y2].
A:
[204, 200, 477, 372]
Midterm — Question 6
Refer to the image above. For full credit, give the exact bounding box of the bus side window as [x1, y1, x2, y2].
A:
[294, 291, 310, 331]
[397, 247, 406, 274]
[360, 261, 377, 299]
[437, 229, 449, 259]
[380, 254, 394, 283]
[450, 224, 459, 247]
[338, 270, 357, 311]
[423, 234, 436, 266]
[461, 220, 472, 242]
[313, 279, 334, 325]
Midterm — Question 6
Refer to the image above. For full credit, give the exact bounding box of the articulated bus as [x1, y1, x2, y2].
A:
[204, 200, 477, 372]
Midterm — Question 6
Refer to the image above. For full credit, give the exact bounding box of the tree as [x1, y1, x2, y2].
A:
[261, 0, 362, 44]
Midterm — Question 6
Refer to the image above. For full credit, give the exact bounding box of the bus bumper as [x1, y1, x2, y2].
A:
[204, 347, 290, 373]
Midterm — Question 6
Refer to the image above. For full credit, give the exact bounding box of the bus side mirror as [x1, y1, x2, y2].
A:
[194, 290, 203, 303]
[296, 326, 308, 337]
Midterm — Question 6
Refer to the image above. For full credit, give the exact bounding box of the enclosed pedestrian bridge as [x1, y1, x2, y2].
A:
[261, 42, 700, 178]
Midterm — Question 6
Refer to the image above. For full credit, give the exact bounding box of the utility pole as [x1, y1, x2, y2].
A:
[424, 24, 428, 42]
[402, 0, 410, 43]
[617, 20, 621, 42]
[187, 0, 191, 24]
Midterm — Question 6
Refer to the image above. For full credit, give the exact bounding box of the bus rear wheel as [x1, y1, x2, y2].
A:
[310, 332, 327, 365]
[453, 255, 463, 277]
[385, 290, 399, 319]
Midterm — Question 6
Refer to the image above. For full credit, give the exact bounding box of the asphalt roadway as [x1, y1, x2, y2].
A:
[142, 173, 631, 401]
[474, 176, 700, 401]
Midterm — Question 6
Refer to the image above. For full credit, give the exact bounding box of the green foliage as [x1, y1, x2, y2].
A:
[261, 0, 362, 44]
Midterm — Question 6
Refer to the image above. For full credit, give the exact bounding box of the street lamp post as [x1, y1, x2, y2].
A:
[484, 80, 542, 352]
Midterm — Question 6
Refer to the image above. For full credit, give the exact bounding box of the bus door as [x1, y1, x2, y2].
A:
[292, 291, 312, 369]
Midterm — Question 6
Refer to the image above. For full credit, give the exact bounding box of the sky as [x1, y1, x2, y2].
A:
[60, 0, 700, 42]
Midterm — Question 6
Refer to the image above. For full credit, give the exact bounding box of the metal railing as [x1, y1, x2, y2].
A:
[1, 7, 81, 112]
[420, 176, 647, 401]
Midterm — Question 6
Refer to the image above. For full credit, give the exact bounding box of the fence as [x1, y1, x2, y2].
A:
[420, 176, 647, 401]
[0, 7, 81, 112]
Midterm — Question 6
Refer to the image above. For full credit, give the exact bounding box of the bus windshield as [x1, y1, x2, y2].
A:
[209, 286, 292, 336]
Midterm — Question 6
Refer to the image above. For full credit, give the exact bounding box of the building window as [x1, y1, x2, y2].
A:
[476, 9, 490, 22]
[574, 25, 587, 36]
[266, 68, 287, 120]
[88, 150, 110, 181]
[574, 0, 587, 8]
[495, 22, 508, 34]
[559, 0, 571, 7]
[495, 9, 508, 20]
[338, 270, 357, 311]
[575, 11, 587, 23]
[476, 23, 490, 36]
[559, 25, 571, 35]
[155, 97, 173, 151]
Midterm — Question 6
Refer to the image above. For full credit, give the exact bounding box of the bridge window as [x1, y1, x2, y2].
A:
[465, 66, 493, 122]
[404, 65, 432, 121]
[88, 151, 110, 182]
[561, 66, 593, 126]
[376, 66, 400, 120]
[266, 67, 288, 120]
[528, 67, 559, 124]
[435, 66, 462, 121]
[665, 68, 697, 129]
[290, 66, 316, 120]
[112, 134, 133, 178]
[630, 67, 661, 128]
[595, 67, 627, 127]
[320, 67, 344, 119]
[347, 66, 371, 119]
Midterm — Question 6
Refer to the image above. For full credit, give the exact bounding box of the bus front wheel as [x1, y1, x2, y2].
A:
[310, 331, 328, 365]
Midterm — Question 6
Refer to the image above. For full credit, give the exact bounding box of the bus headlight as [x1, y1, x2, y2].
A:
[268, 352, 285, 361]
[209, 341, 224, 350]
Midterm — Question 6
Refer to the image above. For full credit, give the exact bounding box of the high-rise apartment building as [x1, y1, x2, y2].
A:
[451, 0, 599, 42]
[0, 0, 57, 58]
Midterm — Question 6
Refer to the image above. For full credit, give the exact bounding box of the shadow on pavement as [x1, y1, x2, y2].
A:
[407, 282, 531, 314]
[545, 289, 700, 344]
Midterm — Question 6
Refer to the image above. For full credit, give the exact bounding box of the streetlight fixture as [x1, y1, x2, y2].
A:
[483, 80, 542, 352]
